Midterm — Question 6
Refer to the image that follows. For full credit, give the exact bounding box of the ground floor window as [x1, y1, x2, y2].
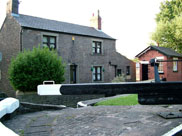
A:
[93, 66, 102, 81]
[158, 61, 163, 73]
[173, 57, 178, 72]
[126, 66, 130, 75]
[117, 69, 122, 76]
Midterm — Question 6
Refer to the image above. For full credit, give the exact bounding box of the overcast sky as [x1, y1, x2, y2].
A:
[0, 0, 164, 59]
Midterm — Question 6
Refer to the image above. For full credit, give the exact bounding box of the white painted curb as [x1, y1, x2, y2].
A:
[162, 124, 182, 136]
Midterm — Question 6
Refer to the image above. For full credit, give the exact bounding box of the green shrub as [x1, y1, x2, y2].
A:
[9, 47, 65, 92]
[112, 74, 126, 82]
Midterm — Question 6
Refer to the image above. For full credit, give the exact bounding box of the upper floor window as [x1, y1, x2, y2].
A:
[43, 35, 56, 50]
[92, 66, 102, 81]
[173, 57, 178, 72]
[92, 41, 102, 54]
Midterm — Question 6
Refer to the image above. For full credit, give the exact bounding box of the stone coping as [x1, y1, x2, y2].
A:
[3, 105, 182, 136]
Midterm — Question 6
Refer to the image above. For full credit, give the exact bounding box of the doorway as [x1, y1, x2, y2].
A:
[142, 64, 148, 81]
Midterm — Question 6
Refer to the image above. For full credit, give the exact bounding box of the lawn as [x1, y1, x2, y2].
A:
[94, 94, 139, 106]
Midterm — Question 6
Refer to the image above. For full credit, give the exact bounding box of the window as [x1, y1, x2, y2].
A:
[93, 66, 102, 81]
[158, 61, 163, 73]
[92, 41, 102, 54]
[126, 66, 130, 75]
[117, 69, 122, 76]
[173, 57, 178, 72]
[43, 35, 56, 49]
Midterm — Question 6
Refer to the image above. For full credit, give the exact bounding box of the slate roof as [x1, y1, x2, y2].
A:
[136, 45, 182, 58]
[13, 14, 115, 40]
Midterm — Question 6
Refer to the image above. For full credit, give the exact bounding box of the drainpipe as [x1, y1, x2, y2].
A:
[20, 28, 23, 51]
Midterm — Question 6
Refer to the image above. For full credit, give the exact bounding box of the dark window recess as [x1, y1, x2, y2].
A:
[92, 41, 102, 54]
[70, 65, 77, 84]
[142, 64, 148, 80]
[117, 69, 122, 76]
[93, 66, 102, 81]
[43, 35, 56, 50]
[126, 66, 130, 75]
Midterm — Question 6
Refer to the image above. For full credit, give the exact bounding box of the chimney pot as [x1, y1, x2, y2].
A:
[6, 0, 19, 15]
[90, 10, 102, 30]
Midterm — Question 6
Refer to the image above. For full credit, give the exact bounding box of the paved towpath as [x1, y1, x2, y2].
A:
[3, 105, 182, 136]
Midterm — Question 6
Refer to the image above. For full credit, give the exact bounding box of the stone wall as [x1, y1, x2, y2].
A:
[16, 93, 104, 108]
[22, 28, 136, 83]
[0, 15, 21, 96]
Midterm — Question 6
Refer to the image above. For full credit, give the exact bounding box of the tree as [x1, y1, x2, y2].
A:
[152, 0, 182, 53]
[9, 47, 65, 92]
[156, 0, 182, 23]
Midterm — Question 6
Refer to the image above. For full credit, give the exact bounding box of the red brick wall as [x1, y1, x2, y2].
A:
[138, 49, 182, 81]
[166, 57, 182, 81]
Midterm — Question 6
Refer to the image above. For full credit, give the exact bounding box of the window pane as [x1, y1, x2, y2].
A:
[92, 42, 96, 53]
[97, 48, 100, 53]
[97, 67, 101, 73]
[173, 61, 177, 71]
[93, 74, 96, 81]
[50, 44, 55, 49]
[43, 37, 48, 43]
[93, 67, 96, 73]
[50, 37, 55, 43]
[92, 42, 96, 48]
[173, 57, 178, 71]
[97, 74, 101, 80]
[43, 44, 48, 47]
[158, 62, 163, 72]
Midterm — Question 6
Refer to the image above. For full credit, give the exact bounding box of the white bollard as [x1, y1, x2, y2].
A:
[0, 98, 19, 119]
[37, 81, 62, 95]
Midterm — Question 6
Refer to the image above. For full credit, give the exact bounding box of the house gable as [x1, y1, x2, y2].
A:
[136, 45, 182, 58]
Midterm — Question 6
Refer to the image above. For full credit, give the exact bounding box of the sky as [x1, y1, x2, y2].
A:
[0, 0, 164, 59]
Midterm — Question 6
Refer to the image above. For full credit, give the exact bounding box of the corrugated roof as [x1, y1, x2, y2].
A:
[136, 45, 182, 58]
[13, 14, 115, 40]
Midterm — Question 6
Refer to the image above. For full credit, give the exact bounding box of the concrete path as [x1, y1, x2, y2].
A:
[3, 105, 182, 136]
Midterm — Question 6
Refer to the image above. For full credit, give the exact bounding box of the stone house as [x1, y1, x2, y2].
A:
[136, 45, 182, 81]
[0, 0, 136, 96]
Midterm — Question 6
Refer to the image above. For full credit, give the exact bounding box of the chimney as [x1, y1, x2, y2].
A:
[90, 10, 102, 30]
[6, 0, 19, 15]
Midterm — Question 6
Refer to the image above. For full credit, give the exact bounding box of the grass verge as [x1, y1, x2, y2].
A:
[94, 94, 138, 106]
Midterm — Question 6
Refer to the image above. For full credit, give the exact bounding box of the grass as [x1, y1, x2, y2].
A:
[94, 94, 139, 106]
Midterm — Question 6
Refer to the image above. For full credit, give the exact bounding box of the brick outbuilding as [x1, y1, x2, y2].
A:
[136, 45, 182, 81]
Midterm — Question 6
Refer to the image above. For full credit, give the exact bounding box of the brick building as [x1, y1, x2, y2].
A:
[136, 45, 182, 81]
[0, 0, 136, 96]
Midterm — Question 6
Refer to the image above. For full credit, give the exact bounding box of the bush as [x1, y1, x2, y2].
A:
[112, 74, 126, 83]
[9, 47, 65, 92]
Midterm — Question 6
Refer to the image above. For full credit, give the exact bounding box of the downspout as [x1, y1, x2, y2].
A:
[20, 27, 23, 51]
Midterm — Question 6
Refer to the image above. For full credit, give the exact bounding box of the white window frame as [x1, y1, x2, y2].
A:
[41, 32, 59, 50]
[92, 66, 103, 82]
[92, 39, 103, 55]
[158, 61, 164, 73]
[173, 57, 178, 72]
[156, 57, 164, 73]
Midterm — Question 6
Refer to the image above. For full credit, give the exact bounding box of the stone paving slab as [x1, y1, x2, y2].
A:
[3, 105, 182, 136]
